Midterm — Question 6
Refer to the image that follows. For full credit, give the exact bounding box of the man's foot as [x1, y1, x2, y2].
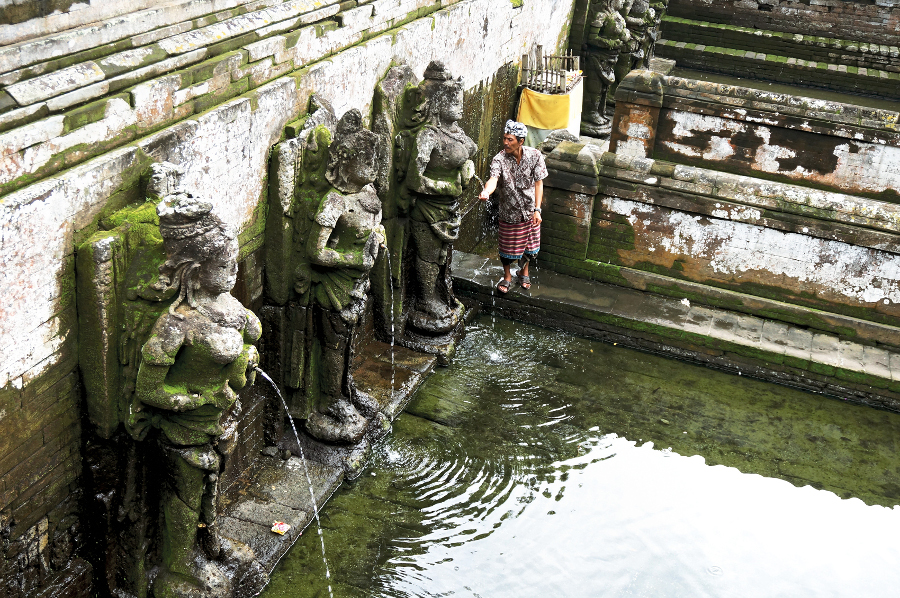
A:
[516, 271, 531, 290]
[497, 278, 511, 294]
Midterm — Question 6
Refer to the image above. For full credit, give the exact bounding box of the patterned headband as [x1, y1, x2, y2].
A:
[505, 120, 527, 138]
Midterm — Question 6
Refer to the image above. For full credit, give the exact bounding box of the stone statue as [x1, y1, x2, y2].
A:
[299, 109, 388, 443]
[614, 0, 653, 83]
[131, 182, 265, 598]
[646, 0, 669, 65]
[397, 61, 476, 340]
[581, 0, 632, 135]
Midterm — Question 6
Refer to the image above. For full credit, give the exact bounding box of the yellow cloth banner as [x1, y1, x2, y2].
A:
[517, 87, 571, 131]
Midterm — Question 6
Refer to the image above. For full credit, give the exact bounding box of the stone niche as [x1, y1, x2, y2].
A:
[540, 69, 900, 339]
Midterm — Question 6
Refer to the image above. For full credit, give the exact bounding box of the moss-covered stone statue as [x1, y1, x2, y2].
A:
[612, 0, 653, 90]
[299, 109, 388, 443]
[646, 0, 669, 64]
[581, 0, 632, 136]
[396, 61, 476, 347]
[132, 188, 266, 598]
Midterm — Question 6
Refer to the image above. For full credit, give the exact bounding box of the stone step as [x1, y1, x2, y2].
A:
[660, 16, 900, 73]
[655, 38, 900, 101]
[451, 250, 900, 413]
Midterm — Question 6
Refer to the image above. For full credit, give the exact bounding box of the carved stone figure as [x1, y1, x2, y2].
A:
[300, 109, 388, 443]
[131, 181, 265, 597]
[397, 61, 476, 340]
[613, 0, 652, 86]
[646, 0, 669, 64]
[581, 0, 632, 135]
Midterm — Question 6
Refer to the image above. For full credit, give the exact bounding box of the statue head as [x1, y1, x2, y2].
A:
[145, 162, 184, 200]
[420, 61, 465, 125]
[325, 109, 380, 194]
[630, 0, 649, 16]
[155, 193, 238, 315]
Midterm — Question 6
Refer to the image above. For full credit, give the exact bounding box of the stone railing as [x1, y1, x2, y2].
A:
[610, 70, 900, 201]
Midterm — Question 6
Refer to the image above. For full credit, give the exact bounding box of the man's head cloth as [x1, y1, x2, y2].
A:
[504, 120, 527, 139]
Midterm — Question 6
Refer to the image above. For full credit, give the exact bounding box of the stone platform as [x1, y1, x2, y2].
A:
[217, 340, 436, 578]
[452, 251, 900, 413]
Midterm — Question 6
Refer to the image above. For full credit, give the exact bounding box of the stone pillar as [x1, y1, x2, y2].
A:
[609, 69, 664, 159]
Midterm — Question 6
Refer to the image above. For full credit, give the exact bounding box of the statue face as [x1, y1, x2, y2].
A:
[342, 145, 378, 190]
[198, 239, 239, 294]
[437, 88, 464, 123]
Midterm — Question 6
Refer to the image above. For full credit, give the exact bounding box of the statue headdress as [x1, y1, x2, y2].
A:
[154, 192, 235, 316]
[325, 109, 380, 193]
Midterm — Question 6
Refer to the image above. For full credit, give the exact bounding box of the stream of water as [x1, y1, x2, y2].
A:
[260, 316, 900, 597]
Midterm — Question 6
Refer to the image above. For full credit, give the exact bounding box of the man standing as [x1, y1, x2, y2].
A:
[479, 120, 549, 293]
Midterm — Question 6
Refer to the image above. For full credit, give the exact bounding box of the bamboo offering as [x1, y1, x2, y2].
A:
[521, 47, 581, 95]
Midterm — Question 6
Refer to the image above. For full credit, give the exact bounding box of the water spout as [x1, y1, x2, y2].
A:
[254, 366, 334, 598]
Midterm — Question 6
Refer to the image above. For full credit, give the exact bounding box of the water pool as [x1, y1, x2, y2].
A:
[261, 316, 900, 597]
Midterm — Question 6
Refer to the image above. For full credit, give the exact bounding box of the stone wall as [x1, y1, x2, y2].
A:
[541, 70, 900, 356]
[0, 0, 576, 595]
[667, 0, 900, 47]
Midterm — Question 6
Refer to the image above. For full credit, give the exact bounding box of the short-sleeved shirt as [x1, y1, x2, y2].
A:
[489, 146, 549, 224]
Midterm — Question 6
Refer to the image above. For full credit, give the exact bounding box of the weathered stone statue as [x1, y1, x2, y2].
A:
[646, 0, 669, 65]
[131, 181, 265, 597]
[581, 0, 632, 135]
[613, 0, 652, 86]
[397, 61, 476, 342]
[300, 109, 388, 443]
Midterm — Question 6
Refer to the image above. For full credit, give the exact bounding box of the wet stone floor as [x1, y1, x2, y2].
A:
[261, 315, 900, 597]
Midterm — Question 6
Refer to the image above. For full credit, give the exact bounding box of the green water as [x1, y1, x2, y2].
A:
[262, 316, 900, 597]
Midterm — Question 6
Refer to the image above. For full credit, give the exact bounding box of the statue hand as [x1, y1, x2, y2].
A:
[442, 179, 462, 197]
[245, 345, 259, 384]
[460, 160, 475, 189]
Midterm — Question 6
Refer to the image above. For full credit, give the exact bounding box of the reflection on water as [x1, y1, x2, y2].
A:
[262, 316, 900, 597]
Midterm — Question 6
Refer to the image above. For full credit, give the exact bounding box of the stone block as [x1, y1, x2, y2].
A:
[861, 345, 893, 381]
[759, 319, 791, 355]
[5, 62, 105, 106]
[810, 333, 843, 368]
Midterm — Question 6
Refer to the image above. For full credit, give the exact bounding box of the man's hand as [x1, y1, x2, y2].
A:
[480, 176, 499, 201]
[532, 210, 542, 225]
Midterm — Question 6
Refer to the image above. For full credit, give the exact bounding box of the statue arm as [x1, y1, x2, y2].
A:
[135, 317, 204, 412]
[307, 223, 365, 268]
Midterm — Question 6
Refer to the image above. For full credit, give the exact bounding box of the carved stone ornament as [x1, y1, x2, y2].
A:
[301, 109, 389, 443]
[264, 103, 389, 443]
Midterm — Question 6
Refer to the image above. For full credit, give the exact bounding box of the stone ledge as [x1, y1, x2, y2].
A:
[216, 337, 437, 584]
[656, 39, 900, 101]
[661, 15, 900, 70]
[596, 152, 900, 242]
[452, 250, 900, 412]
